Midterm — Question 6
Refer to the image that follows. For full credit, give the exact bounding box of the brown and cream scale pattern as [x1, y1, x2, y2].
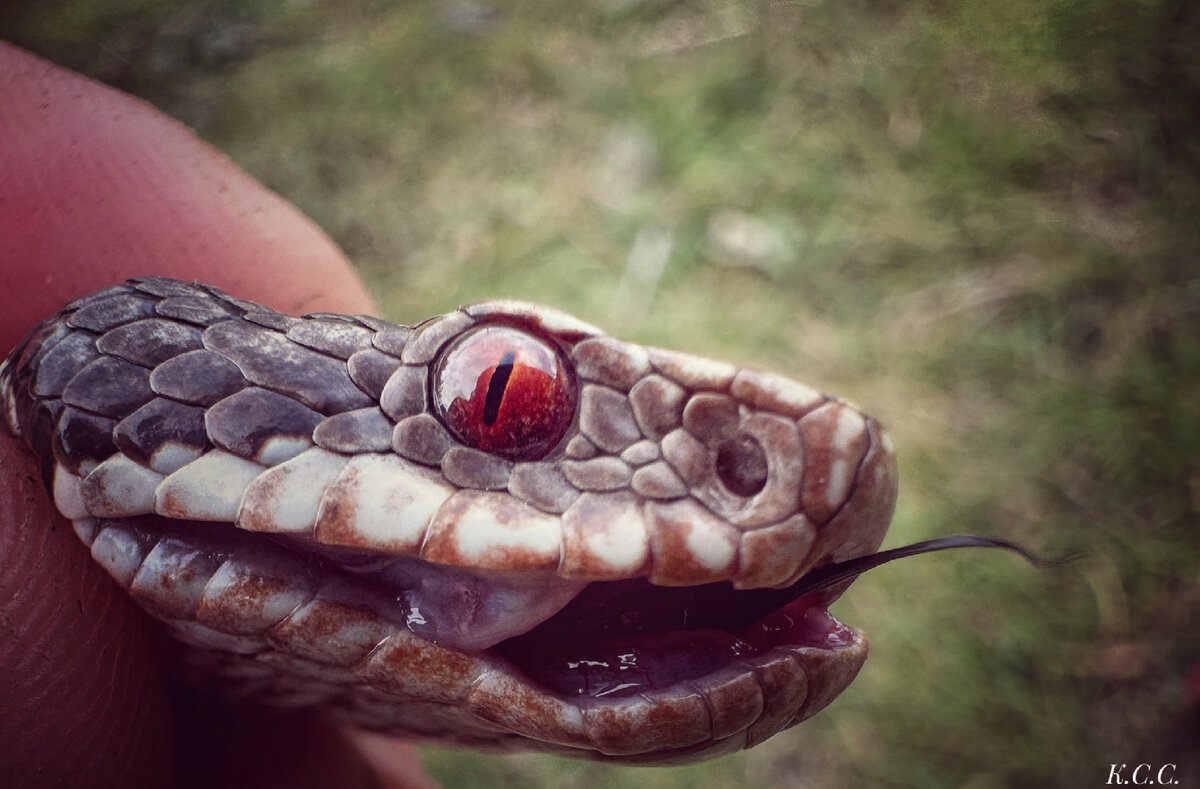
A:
[0, 277, 898, 761]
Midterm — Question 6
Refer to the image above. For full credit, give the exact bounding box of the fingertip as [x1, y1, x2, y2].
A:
[0, 432, 174, 789]
[0, 41, 374, 359]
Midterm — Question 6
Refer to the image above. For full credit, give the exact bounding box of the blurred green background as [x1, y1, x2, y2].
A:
[4, 1, 1199, 786]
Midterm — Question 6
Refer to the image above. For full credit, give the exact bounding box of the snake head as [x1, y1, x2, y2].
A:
[0, 279, 899, 763]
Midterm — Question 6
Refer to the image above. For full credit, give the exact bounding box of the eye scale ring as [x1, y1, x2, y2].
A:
[433, 325, 577, 461]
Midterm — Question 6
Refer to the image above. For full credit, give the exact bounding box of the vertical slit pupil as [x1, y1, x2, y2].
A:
[483, 352, 516, 426]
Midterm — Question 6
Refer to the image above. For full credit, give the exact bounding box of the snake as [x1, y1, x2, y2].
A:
[0, 277, 1046, 764]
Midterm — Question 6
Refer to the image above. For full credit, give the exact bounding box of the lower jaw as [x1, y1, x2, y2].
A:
[471, 595, 867, 761]
[470, 619, 869, 761]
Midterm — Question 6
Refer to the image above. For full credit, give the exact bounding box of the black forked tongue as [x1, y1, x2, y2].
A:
[699, 535, 1073, 631]
[520, 535, 1073, 641]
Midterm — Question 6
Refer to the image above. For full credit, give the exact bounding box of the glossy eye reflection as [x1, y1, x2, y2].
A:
[433, 325, 577, 461]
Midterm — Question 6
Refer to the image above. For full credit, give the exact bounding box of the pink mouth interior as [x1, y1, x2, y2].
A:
[329, 538, 860, 699]
[492, 578, 855, 698]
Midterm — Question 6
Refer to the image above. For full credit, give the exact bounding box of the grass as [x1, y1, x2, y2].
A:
[5, 0, 1199, 786]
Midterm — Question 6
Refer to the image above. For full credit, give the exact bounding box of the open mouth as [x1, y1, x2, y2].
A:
[488, 529, 1057, 703]
[302, 528, 865, 705]
[99, 511, 859, 698]
[316, 530, 869, 706]
[492, 577, 853, 699]
[100, 511, 1043, 704]
[81, 509, 1049, 761]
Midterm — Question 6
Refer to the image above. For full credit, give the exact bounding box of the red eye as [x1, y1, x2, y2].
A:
[433, 325, 576, 461]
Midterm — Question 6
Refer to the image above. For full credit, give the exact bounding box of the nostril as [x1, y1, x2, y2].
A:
[715, 435, 768, 497]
